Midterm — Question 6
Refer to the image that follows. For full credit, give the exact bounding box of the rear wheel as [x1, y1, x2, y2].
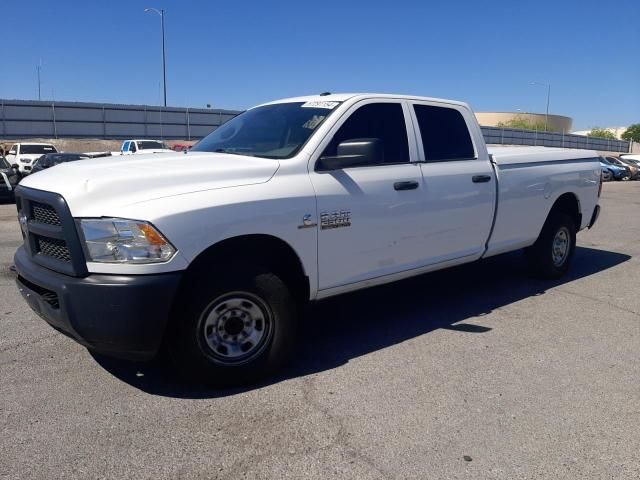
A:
[169, 266, 297, 386]
[526, 211, 576, 279]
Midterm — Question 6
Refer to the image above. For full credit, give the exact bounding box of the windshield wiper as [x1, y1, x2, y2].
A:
[213, 148, 254, 157]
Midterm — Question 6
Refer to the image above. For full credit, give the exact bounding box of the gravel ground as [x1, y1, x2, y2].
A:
[1, 182, 639, 479]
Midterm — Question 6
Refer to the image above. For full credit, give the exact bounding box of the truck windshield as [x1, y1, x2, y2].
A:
[0, 156, 9, 169]
[138, 141, 169, 150]
[192, 102, 340, 159]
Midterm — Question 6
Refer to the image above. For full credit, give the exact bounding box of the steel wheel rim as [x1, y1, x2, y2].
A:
[199, 292, 273, 365]
[552, 227, 570, 267]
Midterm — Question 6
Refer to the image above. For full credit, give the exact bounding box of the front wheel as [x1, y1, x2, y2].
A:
[526, 212, 576, 279]
[169, 267, 297, 386]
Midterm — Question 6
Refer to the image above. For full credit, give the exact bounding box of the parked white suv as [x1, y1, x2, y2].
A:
[14, 93, 602, 386]
[5, 143, 58, 173]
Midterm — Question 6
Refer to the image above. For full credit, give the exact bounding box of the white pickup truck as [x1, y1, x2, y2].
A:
[118, 139, 173, 155]
[14, 93, 601, 385]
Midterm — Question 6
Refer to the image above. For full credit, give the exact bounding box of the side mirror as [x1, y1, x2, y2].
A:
[11, 164, 19, 170]
[317, 138, 383, 171]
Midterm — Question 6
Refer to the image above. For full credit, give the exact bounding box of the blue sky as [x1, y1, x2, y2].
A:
[3, 0, 639, 130]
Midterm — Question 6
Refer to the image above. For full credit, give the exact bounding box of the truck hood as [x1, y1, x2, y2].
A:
[19, 152, 280, 216]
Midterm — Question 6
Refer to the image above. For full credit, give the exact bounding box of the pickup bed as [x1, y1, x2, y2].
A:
[14, 93, 601, 385]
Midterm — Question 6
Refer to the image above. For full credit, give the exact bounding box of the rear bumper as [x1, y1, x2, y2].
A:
[14, 246, 182, 360]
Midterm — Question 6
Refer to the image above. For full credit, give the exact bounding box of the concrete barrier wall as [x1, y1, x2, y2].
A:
[1, 99, 631, 153]
[0, 99, 241, 140]
[481, 126, 629, 153]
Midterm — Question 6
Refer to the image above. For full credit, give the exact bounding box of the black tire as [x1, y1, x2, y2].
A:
[526, 211, 576, 279]
[169, 265, 297, 386]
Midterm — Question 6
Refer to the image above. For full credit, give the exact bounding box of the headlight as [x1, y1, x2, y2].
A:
[77, 218, 176, 264]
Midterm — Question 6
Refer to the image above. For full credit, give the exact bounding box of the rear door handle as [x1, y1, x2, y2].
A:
[394, 181, 419, 191]
[472, 175, 492, 183]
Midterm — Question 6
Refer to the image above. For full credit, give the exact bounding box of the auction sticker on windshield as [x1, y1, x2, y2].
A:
[301, 101, 340, 109]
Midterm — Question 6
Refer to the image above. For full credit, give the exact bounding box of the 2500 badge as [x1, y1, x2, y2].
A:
[320, 210, 351, 230]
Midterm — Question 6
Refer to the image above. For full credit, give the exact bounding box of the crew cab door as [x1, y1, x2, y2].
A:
[409, 101, 496, 263]
[309, 100, 426, 292]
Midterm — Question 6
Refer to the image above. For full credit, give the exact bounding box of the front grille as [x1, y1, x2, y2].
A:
[18, 275, 60, 309]
[15, 186, 86, 277]
[32, 202, 61, 226]
[36, 236, 71, 262]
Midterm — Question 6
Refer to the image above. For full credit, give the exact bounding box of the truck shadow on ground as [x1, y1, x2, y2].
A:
[92, 246, 630, 398]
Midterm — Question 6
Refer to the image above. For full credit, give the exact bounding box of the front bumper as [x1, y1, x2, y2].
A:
[0, 186, 14, 200]
[588, 205, 600, 229]
[14, 246, 182, 360]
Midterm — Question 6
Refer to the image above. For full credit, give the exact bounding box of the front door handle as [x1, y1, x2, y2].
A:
[394, 181, 419, 191]
[472, 175, 492, 183]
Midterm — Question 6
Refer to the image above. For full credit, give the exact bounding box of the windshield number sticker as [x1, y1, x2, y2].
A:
[301, 101, 339, 109]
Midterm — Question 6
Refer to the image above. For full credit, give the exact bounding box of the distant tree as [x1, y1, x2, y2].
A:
[587, 127, 617, 140]
[621, 124, 640, 142]
[496, 115, 555, 132]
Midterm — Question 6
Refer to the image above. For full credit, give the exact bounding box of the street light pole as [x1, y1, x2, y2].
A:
[145, 8, 167, 107]
[36, 59, 43, 101]
[530, 81, 551, 131]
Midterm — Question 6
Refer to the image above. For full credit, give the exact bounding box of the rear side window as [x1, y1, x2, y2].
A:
[323, 103, 410, 164]
[413, 105, 475, 161]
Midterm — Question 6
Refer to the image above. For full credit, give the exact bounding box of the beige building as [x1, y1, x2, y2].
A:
[475, 112, 573, 133]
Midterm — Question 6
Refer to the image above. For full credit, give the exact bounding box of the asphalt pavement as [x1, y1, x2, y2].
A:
[1, 182, 639, 479]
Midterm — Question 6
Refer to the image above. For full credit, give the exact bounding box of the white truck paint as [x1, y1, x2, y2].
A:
[118, 139, 173, 155]
[5, 142, 57, 173]
[14, 93, 602, 383]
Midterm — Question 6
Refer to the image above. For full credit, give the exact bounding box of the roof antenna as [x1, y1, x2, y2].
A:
[319, 92, 331, 96]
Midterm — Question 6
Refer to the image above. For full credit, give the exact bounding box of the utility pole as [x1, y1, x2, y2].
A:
[36, 60, 42, 101]
[530, 81, 551, 132]
[145, 8, 167, 107]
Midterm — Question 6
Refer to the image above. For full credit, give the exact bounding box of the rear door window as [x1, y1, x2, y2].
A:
[413, 104, 475, 161]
